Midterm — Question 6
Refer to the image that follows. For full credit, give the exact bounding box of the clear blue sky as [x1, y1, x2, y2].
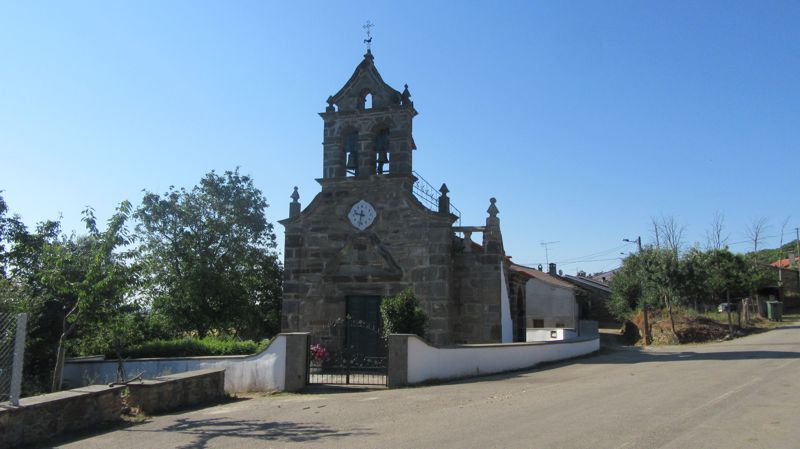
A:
[2, 1, 798, 274]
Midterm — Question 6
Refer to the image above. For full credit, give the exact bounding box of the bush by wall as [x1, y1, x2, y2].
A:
[381, 288, 428, 338]
[105, 336, 270, 359]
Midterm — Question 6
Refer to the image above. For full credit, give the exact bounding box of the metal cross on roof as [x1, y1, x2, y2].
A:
[363, 20, 374, 50]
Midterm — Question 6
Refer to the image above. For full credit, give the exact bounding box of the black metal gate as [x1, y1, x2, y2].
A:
[307, 297, 387, 386]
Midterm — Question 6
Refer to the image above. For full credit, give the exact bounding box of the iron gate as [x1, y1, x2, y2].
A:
[307, 315, 387, 386]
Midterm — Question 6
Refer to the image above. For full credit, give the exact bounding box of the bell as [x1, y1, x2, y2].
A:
[377, 151, 389, 164]
[346, 152, 358, 171]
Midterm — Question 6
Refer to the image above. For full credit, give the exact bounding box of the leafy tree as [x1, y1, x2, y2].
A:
[380, 288, 428, 338]
[643, 248, 683, 335]
[704, 249, 750, 333]
[608, 248, 668, 320]
[45, 202, 135, 390]
[135, 169, 282, 339]
[0, 194, 8, 277]
[680, 248, 710, 311]
[0, 197, 136, 391]
[1, 202, 67, 393]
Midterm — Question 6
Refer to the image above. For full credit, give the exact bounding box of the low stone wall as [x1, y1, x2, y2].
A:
[0, 369, 229, 449]
[64, 333, 309, 393]
[0, 385, 124, 449]
[389, 334, 600, 386]
[127, 368, 225, 415]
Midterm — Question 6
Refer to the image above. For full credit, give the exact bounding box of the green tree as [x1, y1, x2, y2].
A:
[680, 248, 711, 311]
[705, 249, 750, 333]
[0, 207, 64, 394]
[608, 248, 667, 320]
[0, 197, 136, 391]
[135, 169, 282, 339]
[380, 288, 428, 338]
[46, 202, 135, 390]
[642, 248, 683, 335]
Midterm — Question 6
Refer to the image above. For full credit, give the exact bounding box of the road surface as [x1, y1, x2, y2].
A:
[57, 324, 800, 449]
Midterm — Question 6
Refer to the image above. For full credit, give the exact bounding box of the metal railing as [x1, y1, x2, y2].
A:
[412, 170, 462, 225]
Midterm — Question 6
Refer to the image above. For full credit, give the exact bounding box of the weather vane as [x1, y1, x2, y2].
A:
[363, 20, 374, 51]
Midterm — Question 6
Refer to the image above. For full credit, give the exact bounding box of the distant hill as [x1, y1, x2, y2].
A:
[749, 239, 800, 265]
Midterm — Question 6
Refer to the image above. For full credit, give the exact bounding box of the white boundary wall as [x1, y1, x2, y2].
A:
[63, 334, 288, 393]
[526, 328, 578, 342]
[406, 335, 599, 384]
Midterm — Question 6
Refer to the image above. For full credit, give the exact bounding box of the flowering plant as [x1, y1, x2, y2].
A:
[310, 343, 328, 363]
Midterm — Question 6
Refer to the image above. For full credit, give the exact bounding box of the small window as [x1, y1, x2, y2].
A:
[555, 322, 565, 328]
[365, 93, 373, 109]
[533, 319, 544, 328]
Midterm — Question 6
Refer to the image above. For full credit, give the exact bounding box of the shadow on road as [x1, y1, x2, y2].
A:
[120, 417, 375, 449]
[584, 348, 800, 365]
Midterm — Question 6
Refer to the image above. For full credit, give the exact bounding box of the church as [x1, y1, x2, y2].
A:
[279, 49, 576, 355]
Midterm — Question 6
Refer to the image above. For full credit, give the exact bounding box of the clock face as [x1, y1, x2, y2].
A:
[348, 200, 376, 231]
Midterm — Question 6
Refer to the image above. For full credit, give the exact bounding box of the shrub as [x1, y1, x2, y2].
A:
[380, 288, 427, 338]
[107, 335, 271, 359]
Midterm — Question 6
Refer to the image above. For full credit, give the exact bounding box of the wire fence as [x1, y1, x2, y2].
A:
[0, 313, 17, 402]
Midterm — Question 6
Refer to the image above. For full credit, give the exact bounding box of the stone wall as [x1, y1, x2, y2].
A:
[127, 368, 224, 415]
[771, 266, 800, 298]
[508, 266, 529, 342]
[0, 385, 124, 449]
[451, 248, 503, 343]
[282, 175, 457, 346]
[1, 369, 229, 449]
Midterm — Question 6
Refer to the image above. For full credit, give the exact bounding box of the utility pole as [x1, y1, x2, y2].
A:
[796, 228, 799, 285]
[653, 222, 660, 249]
[624, 236, 648, 346]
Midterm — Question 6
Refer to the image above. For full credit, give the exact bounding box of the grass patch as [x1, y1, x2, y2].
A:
[109, 335, 271, 358]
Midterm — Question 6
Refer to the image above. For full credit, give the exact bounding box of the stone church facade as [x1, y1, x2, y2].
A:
[280, 50, 529, 348]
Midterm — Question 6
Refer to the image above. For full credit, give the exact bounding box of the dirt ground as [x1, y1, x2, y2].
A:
[619, 308, 800, 346]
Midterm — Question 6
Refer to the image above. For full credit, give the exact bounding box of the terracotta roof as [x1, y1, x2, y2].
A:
[770, 258, 794, 268]
[509, 264, 576, 289]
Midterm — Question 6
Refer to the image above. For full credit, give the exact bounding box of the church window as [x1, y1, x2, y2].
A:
[375, 128, 390, 174]
[360, 90, 373, 110]
[344, 131, 359, 176]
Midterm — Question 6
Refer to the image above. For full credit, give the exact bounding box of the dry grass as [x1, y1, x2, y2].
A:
[627, 308, 800, 345]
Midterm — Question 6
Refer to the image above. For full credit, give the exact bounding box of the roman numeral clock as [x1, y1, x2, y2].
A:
[348, 200, 376, 231]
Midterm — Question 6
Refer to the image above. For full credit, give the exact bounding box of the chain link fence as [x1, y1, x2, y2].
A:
[0, 312, 26, 404]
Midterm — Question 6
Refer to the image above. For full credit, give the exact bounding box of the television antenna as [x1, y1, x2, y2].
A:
[540, 241, 560, 266]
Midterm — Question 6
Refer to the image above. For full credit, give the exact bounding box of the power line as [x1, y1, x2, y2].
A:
[551, 244, 629, 264]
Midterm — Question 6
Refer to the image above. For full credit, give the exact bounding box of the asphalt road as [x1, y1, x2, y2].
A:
[57, 324, 800, 449]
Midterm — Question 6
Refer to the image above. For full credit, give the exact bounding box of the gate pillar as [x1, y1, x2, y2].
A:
[387, 334, 411, 388]
[283, 332, 309, 392]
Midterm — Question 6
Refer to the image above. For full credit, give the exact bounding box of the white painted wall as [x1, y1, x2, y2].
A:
[406, 335, 599, 384]
[63, 335, 287, 393]
[525, 278, 577, 328]
[500, 263, 513, 343]
[526, 328, 578, 342]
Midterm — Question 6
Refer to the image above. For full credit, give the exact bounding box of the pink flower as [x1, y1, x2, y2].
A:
[310, 343, 328, 362]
